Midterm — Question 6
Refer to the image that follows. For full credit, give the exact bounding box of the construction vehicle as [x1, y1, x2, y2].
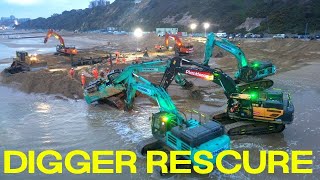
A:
[159, 57, 294, 135]
[44, 29, 78, 56]
[84, 59, 193, 109]
[4, 51, 47, 74]
[155, 33, 194, 56]
[203, 32, 276, 83]
[84, 56, 293, 135]
[125, 73, 230, 174]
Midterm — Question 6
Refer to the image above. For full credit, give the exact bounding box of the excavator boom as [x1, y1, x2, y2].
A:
[203, 32, 276, 82]
[44, 29, 65, 46]
[160, 57, 238, 98]
[84, 59, 192, 107]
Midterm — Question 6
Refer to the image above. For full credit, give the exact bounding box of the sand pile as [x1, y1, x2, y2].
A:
[210, 39, 320, 73]
[1, 34, 320, 100]
[1, 69, 83, 99]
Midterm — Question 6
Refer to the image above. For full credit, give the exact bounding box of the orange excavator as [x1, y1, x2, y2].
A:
[44, 29, 78, 55]
[155, 33, 194, 56]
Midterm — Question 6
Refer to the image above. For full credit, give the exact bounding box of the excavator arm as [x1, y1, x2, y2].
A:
[204, 32, 248, 68]
[112, 59, 190, 88]
[203, 32, 276, 82]
[165, 33, 183, 49]
[113, 60, 168, 84]
[84, 59, 192, 105]
[125, 73, 184, 125]
[160, 57, 238, 98]
[44, 29, 65, 47]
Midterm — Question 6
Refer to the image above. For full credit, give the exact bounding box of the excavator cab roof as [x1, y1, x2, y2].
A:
[107, 69, 123, 82]
[264, 89, 284, 102]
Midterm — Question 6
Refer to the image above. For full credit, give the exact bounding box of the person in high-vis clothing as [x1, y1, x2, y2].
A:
[81, 73, 86, 87]
[69, 68, 75, 79]
[92, 68, 99, 79]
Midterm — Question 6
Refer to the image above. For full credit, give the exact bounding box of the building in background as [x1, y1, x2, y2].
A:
[0, 15, 30, 27]
[156, 28, 178, 36]
[89, 0, 110, 8]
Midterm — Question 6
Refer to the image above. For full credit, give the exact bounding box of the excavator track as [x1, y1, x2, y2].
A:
[136, 137, 163, 156]
[224, 121, 285, 136]
[213, 112, 286, 136]
[106, 96, 124, 109]
[98, 93, 125, 109]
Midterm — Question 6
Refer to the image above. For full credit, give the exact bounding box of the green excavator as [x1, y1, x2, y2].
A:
[158, 57, 294, 135]
[123, 73, 230, 174]
[203, 32, 276, 83]
[84, 56, 294, 136]
[84, 59, 193, 108]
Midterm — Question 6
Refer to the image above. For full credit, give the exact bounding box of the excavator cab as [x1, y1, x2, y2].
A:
[151, 112, 178, 138]
[107, 69, 123, 83]
[16, 51, 28, 62]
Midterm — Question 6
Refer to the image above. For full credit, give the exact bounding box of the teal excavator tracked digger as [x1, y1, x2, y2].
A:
[203, 32, 276, 83]
[84, 57, 294, 135]
[84, 56, 294, 135]
[123, 73, 230, 175]
[84, 59, 193, 108]
[158, 57, 294, 135]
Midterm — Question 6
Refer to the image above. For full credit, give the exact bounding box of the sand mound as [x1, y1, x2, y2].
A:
[1, 69, 83, 99]
[212, 39, 320, 73]
[2, 34, 320, 100]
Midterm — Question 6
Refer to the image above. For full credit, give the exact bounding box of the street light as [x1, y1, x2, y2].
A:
[134, 28, 143, 52]
[203, 22, 210, 37]
[134, 28, 143, 38]
[190, 23, 197, 36]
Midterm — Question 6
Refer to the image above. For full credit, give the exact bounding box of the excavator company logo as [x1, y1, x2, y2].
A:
[142, 68, 159, 72]
[137, 86, 151, 94]
[185, 70, 214, 80]
[1, 150, 314, 175]
[220, 44, 233, 51]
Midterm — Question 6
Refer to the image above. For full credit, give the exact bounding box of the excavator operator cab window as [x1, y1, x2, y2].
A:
[238, 99, 253, 118]
[107, 72, 120, 83]
[152, 113, 166, 137]
[267, 92, 283, 102]
[56, 45, 64, 51]
[262, 91, 284, 109]
[152, 112, 176, 138]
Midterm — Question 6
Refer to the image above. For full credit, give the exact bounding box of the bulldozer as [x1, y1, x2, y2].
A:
[4, 51, 47, 75]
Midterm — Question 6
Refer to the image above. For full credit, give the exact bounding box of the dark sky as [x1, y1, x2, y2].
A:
[0, 0, 115, 19]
